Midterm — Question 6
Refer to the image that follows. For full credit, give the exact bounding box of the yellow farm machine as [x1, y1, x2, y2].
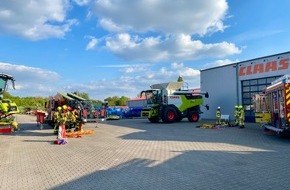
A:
[0, 73, 19, 132]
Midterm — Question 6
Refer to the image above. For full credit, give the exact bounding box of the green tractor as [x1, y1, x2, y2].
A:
[0, 73, 19, 131]
[140, 82, 209, 123]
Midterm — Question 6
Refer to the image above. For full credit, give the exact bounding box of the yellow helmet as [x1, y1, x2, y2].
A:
[62, 105, 68, 110]
[57, 106, 62, 111]
[11, 121, 18, 129]
[235, 105, 238, 108]
[239, 105, 243, 109]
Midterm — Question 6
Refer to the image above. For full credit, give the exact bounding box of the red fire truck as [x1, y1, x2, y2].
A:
[262, 75, 290, 137]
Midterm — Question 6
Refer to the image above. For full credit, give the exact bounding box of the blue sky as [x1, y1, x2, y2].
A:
[0, 0, 289, 101]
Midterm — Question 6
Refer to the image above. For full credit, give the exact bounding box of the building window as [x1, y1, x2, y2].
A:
[250, 80, 258, 85]
[258, 78, 266, 84]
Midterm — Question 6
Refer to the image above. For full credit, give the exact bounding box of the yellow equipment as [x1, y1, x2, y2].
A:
[252, 94, 271, 123]
[0, 73, 19, 132]
[0, 74, 19, 132]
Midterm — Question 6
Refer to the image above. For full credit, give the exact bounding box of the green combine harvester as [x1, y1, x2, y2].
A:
[140, 82, 209, 123]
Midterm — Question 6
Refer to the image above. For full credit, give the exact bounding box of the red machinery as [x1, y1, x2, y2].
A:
[45, 92, 96, 127]
[263, 75, 290, 137]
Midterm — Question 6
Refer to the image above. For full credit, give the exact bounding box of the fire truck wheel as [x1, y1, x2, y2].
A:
[278, 131, 289, 138]
[162, 107, 177, 123]
[188, 111, 199, 122]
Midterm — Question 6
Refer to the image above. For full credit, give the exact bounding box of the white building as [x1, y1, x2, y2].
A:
[200, 51, 290, 122]
[126, 97, 147, 108]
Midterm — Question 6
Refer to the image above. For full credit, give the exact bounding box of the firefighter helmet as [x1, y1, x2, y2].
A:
[235, 105, 238, 109]
[217, 106, 220, 110]
[67, 106, 72, 111]
[239, 105, 243, 109]
[57, 106, 62, 111]
[11, 121, 18, 129]
[62, 105, 68, 110]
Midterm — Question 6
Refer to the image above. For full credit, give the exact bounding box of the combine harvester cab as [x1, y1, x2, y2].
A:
[261, 75, 290, 137]
[0, 73, 19, 132]
[140, 81, 209, 123]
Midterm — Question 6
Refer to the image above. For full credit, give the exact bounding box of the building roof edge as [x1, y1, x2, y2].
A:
[200, 51, 290, 72]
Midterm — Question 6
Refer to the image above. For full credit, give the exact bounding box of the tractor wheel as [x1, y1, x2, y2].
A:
[188, 111, 199, 122]
[162, 107, 177, 123]
[148, 117, 160, 123]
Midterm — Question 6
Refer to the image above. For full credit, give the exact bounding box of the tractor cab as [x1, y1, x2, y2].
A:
[0, 74, 16, 97]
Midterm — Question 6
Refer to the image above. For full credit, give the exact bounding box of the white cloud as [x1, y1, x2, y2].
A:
[0, 62, 61, 96]
[99, 18, 127, 32]
[104, 33, 241, 62]
[74, 0, 91, 6]
[88, 0, 242, 62]
[0, 0, 77, 40]
[94, 63, 152, 68]
[121, 65, 147, 73]
[44, 63, 200, 100]
[203, 58, 240, 69]
[0, 62, 60, 81]
[171, 62, 184, 69]
[94, 0, 228, 35]
[106, 33, 138, 51]
[0, 61, 200, 100]
[86, 37, 98, 50]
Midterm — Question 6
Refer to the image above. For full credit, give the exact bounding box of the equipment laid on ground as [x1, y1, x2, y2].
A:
[66, 130, 95, 138]
[198, 123, 227, 129]
[256, 75, 290, 137]
[140, 82, 209, 123]
[0, 73, 19, 133]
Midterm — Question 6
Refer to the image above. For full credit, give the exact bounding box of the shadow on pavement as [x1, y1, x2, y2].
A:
[99, 119, 290, 152]
[2, 123, 55, 137]
[51, 149, 289, 190]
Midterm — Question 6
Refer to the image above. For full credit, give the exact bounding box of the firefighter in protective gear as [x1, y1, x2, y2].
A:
[57, 105, 67, 143]
[66, 106, 76, 130]
[216, 107, 221, 125]
[238, 105, 245, 128]
[234, 105, 240, 126]
[53, 106, 62, 134]
[73, 108, 83, 132]
[11, 121, 18, 131]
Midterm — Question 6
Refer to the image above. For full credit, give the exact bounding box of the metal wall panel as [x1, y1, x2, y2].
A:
[200, 64, 237, 120]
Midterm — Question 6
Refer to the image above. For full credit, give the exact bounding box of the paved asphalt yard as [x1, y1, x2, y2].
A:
[1, 115, 290, 190]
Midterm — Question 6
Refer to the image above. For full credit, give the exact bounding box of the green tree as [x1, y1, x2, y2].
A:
[119, 96, 129, 106]
[104, 96, 130, 106]
[3, 92, 48, 111]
